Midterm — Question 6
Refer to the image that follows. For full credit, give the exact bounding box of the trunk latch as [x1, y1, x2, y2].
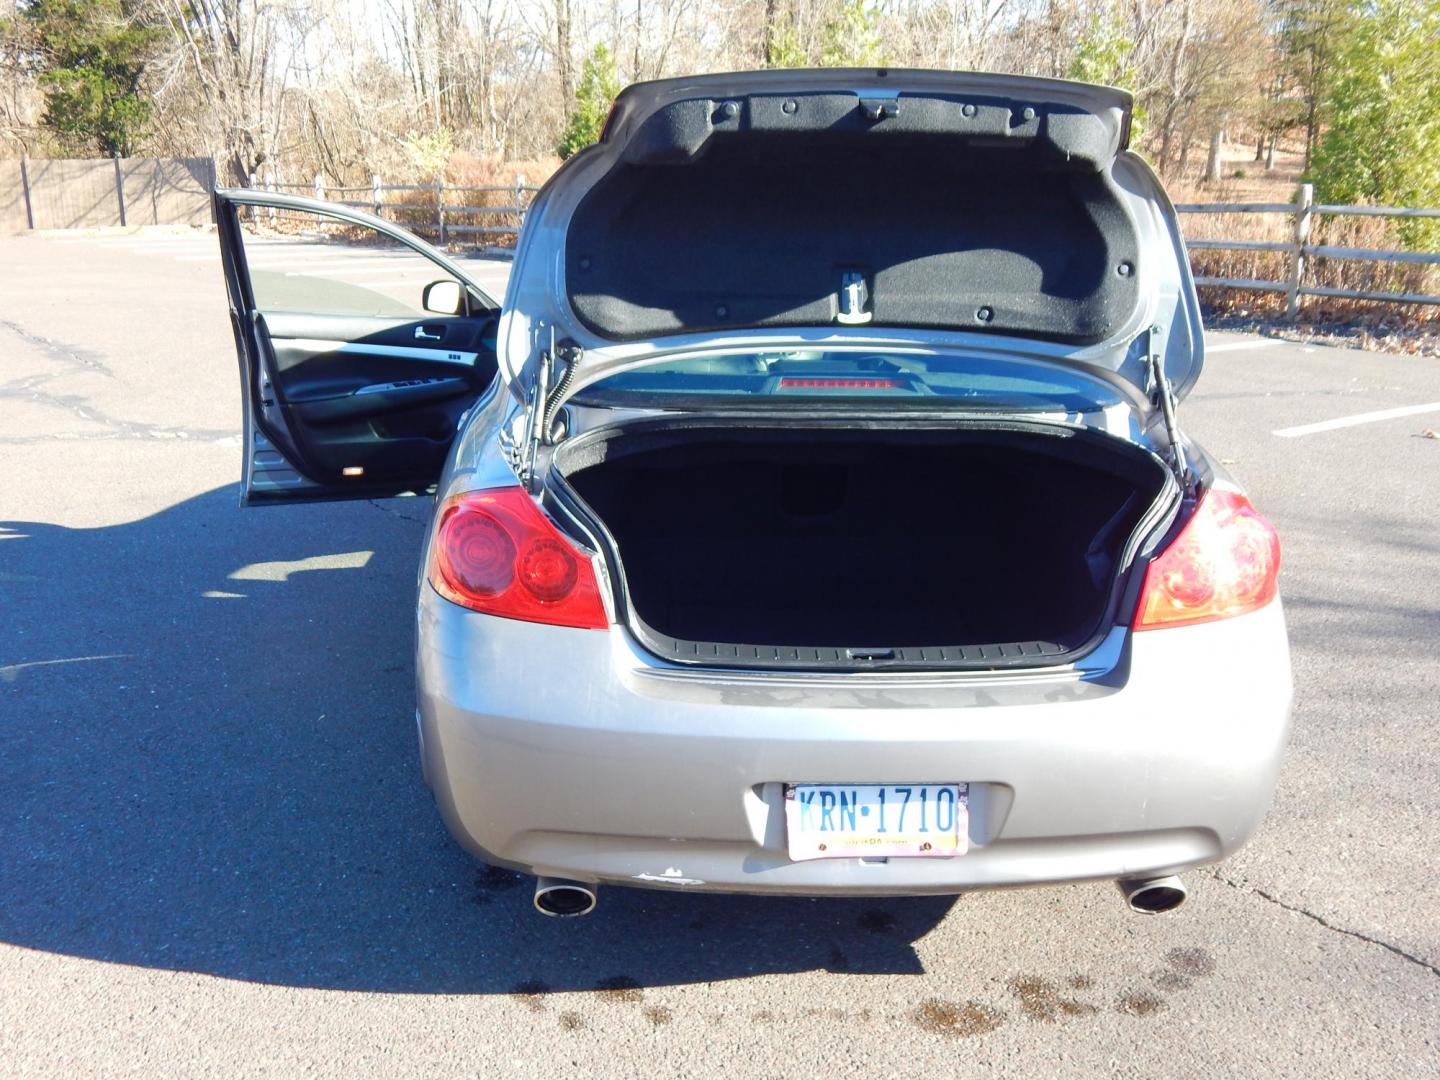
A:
[835, 271, 872, 325]
[857, 94, 899, 122]
[846, 647, 896, 661]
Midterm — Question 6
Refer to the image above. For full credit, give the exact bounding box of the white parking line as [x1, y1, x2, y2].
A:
[1206, 338, 1285, 354]
[98, 243, 217, 254]
[1273, 402, 1440, 438]
[276, 262, 436, 275]
[52, 237, 191, 246]
[177, 249, 406, 263]
[180, 257, 437, 275]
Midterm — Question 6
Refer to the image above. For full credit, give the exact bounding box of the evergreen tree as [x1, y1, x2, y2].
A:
[557, 43, 622, 160]
[765, 17, 806, 68]
[819, 0, 882, 67]
[1278, 0, 1347, 168]
[24, 0, 162, 156]
[1067, 2, 1146, 138]
[1309, 0, 1440, 248]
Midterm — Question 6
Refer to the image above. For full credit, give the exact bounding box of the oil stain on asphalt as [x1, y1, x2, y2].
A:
[512, 980, 550, 1013]
[594, 975, 645, 1003]
[1008, 974, 1099, 1022]
[1116, 990, 1169, 1016]
[511, 945, 1218, 1036]
[912, 999, 1006, 1038]
[907, 946, 1217, 1038]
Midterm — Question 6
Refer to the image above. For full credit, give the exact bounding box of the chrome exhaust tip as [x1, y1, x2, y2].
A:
[534, 877, 598, 918]
[1117, 875, 1187, 914]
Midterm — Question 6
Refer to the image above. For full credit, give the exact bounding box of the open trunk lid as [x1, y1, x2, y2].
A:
[499, 68, 1203, 418]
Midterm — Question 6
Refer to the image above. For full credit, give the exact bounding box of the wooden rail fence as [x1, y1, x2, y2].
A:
[251, 172, 537, 249]
[1177, 183, 1440, 318]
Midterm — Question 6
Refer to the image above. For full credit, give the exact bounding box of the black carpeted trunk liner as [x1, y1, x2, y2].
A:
[564, 429, 1165, 658]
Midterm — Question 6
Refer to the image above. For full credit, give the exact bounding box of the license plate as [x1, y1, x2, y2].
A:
[784, 783, 968, 860]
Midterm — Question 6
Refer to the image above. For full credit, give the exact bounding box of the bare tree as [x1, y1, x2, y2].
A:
[147, 0, 317, 184]
[0, 0, 43, 154]
[0, 0, 1292, 196]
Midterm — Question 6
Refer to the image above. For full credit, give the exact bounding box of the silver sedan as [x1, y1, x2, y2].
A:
[215, 69, 1291, 919]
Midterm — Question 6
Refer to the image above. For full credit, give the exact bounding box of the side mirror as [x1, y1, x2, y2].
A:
[423, 279, 465, 316]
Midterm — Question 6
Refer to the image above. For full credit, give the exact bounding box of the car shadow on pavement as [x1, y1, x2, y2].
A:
[0, 485, 954, 994]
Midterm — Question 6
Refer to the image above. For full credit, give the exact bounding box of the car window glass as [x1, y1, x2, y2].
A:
[238, 207, 463, 319]
[574, 350, 1126, 412]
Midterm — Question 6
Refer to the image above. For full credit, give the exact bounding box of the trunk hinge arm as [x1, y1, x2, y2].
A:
[1144, 324, 1192, 489]
[518, 329, 578, 492]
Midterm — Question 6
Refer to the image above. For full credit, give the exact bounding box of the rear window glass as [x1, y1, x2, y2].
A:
[572, 349, 1125, 412]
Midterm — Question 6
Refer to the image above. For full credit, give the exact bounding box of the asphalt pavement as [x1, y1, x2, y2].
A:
[1, 227, 1436, 1077]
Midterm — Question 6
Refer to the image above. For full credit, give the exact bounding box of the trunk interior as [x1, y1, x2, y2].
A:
[555, 422, 1171, 669]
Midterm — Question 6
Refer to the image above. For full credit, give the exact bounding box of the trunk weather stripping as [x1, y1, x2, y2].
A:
[1144, 324, 1192, 488]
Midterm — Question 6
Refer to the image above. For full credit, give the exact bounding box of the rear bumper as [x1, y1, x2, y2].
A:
[416, 593, 1292, 895]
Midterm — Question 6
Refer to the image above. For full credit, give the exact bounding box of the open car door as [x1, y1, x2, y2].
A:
[214, 189, 501, 505]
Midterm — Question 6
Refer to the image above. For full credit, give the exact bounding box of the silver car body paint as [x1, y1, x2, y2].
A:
[416, 589, 1291, 893]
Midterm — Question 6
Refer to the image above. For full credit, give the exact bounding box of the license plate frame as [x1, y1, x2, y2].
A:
[783, 782, 969, 860]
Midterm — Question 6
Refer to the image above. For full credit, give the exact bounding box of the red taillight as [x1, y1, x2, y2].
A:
[1135, 490, 1281, 630]
[778, 377, 901, 389]
[429, 488, 608, 629]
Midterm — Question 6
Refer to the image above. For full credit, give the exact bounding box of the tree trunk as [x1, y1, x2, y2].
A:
[762, 0, 778, 66]
[1303, 60, 1320, 170]
[634, 0, 642, 80]
[1205, 127, 1225, 183]
[1305, 111, 1318, 168]
[1254, 130, 1265, 162]
[227, 151, 250, 188]
[556, 0, 575, 116]
[1265, 135, 1276, 171]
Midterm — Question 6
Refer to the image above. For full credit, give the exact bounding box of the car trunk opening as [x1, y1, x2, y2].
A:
[553, 421, 1173, 670]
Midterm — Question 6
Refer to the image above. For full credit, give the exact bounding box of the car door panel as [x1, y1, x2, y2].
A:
[214, 189, 501, 505]
[261, 311, 496, 483]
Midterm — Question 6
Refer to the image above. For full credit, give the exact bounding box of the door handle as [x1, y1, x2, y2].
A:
[414, 325, 445, 342]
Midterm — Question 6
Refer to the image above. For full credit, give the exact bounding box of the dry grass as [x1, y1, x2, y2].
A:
[1163, 141, 1439, 346]
[381, 155, 560, 250]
